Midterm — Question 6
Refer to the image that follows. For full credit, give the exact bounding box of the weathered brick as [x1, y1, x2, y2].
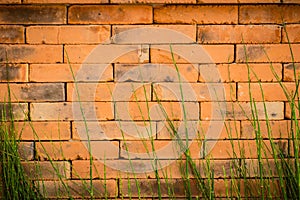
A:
[154, 5, 238, 24]
[0, 103, 28, 121]
[285, 101, 299, 119]
[236, 44, 300, 63]
[14, 121, 71, 140]
[151, 45, 234, 64]
[112, 0, 196, 3]
[284, 63, 300, 81]
[0, 0, 21, 3]
[36, 141, 119, 160]
[24, 0, 107, 3]
[31, 102, 114, 121]
[30, 64, 113, 82]
[282, 25, 300, 43]
[0, 6, 66, 24]
[19, 142, 34, 160]
[238, 83, 297, 101]
[0, 63, 28, 82]
[69, 5, 152, 24]
[27, 25, 110, 44]
[198, 25, 280, 44]
[244, 159, 287, 178]
[199, 63, 282, 82]
[0, 26, 24, 43]
[0, 83, 65, 102]
[0, 45, 63, 63]
[67, 82, 151, 102]
[240, 5, 300, 24]
[201, 102, 284, 120]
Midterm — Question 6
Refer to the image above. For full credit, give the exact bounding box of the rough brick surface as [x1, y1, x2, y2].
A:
[0, 63, 28, 82]
[0, 26, 24, 43]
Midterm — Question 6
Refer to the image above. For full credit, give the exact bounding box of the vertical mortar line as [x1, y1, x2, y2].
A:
[236, 82, 238, 102]
[66, 5, 69, 25]
[62, 44, 65, 63]
[280, 24, 283, 44]
[233, 44, 237, 64]
[70, 121, 73, 141]
[64, 82, 68, 102]
[24, 25, 27, 44]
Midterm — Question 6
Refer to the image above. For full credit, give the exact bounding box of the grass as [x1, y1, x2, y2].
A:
[0, 28, 300, 199]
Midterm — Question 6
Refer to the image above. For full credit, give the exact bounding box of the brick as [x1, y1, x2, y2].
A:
[67, 82, 151, 102]
[112, 0, 195, 3]
[198, 25, 280, 44]
[238, 82, 297, 101]
[283, 0, 300, 2]
[69, 5, 152, 24]
[115, 101, 199, 121]
[154, 5, 238, 24]
[0, 103, 28, 121]
[0, 45, 63, 63]
[284, 63, 300, 81]
[285, 101, 299, 119]
[37, 180, 117, 198]
[73, 121, 156, 140]
[19, 142, 34, 160]
[112, 25, 196, 44]
[36, 141, 119, 160]
[115, 63, 199, 83]
[151, 45, 234, 64]
[31, 102, 114, 121]
[0, 83, 65, 102]
[24, 0, 107, 3]
[27, 25, 110, 44]
[22, 161, 70, 179]
[0, 6, 66, 24]
[201, 102, 284, 120]
[200, 63, 282, 82]
[30, 64, 113, 82]
[197, 0, 280, 2]
[0, 63, 28, 82]
[64, 45, 149, 64]
[14, 122, 71, 140]
[0, 0, 21, 3]
[0, 26, 24, 43]
[282, 25, 300, 43]
[241, 120, 289, 139]
[239, 5, 300, 24]
[236, 44, 300, 63]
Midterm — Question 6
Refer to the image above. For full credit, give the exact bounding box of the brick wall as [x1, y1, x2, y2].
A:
[0, 0, 300, 199]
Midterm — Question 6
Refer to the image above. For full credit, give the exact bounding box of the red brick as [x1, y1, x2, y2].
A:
[14, 121, 70, 140]
[200, 63, 282, 82]
[154, 5, 237, 24]
[24, 0, 107, 3]
[240, 5, 300, 24]
[282, 25, 300, 43]
[0, 26, 24, 43]
[151, 45, 234, 64]
[0, 63, 28, 82]
[67, 82, 151, 102]
[236, 44, 300, 63]
[283, 0, 300, 2]
[284, 63, 300, 81]
[0, 0, 21, 3]
[30, 102, 114, 121]
[201, 102, 284, 120]
[238, 83, 298, 101]
[198, 25, 280, 44]
[30, 64, 113, 82]
[0, 103, 28, 121]
[285, 101, 300, 119]
[69, 5, 152, 24]
[112, 0, 195, 3]
[0, 6, 66, 24]
[27, 25, 110, 44]
[0, 45, 63, 63]
[0, 83, 64, 102]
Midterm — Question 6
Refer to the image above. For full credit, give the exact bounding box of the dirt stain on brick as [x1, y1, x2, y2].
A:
[20, 84, 63, 101]
[0, 64, 22, 81]
[240, 46, 265, 61]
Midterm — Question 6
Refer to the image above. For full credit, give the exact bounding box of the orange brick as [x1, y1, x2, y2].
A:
[64, 45, 149, 64]
[198, 25, 280, 44]
[112, 25, 196, 43]
[0, 6, 66, 24]
[112, 0, 195, 3]
[0, 103, 28, 121]
[115, 101, 199, 121]
[67, 82, 151, 102]
[0, 0, 21, 3]
[0, 45, 63, 63]
[24, 0, 107, 3]
[154, 5, 238, 24]
[22, 161, 70, 179]
[0, 25, 24, 43]
[30, 64, 113, 82]
[36, 141, 119, 160]
[14, 121, 71, 140]
[283, 25, 300, 43]
[239, 5, 300, 24]
[26, 25, 110, 44]
[244, 159, 287, 178]
[69, 5, 152, 24]
[153, 83, 235, 101]
[236, 44, 300, 63]
[30, 102, 114, 121]
[201, 102, 284, 120]
[241, 120, 289, 139]
[150, 45, 234, 64]
[284, 63, 300, 81]
[283, 0, 300, 2]
[200, 63, 282, 82]
[0, 83, 64, 102]
[0, 63, 28, 82]
[19, 142, 34, 160]
[285, 101, 300, 119]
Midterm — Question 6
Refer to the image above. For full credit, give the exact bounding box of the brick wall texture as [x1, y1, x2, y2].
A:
[0, 0, 300, 199]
